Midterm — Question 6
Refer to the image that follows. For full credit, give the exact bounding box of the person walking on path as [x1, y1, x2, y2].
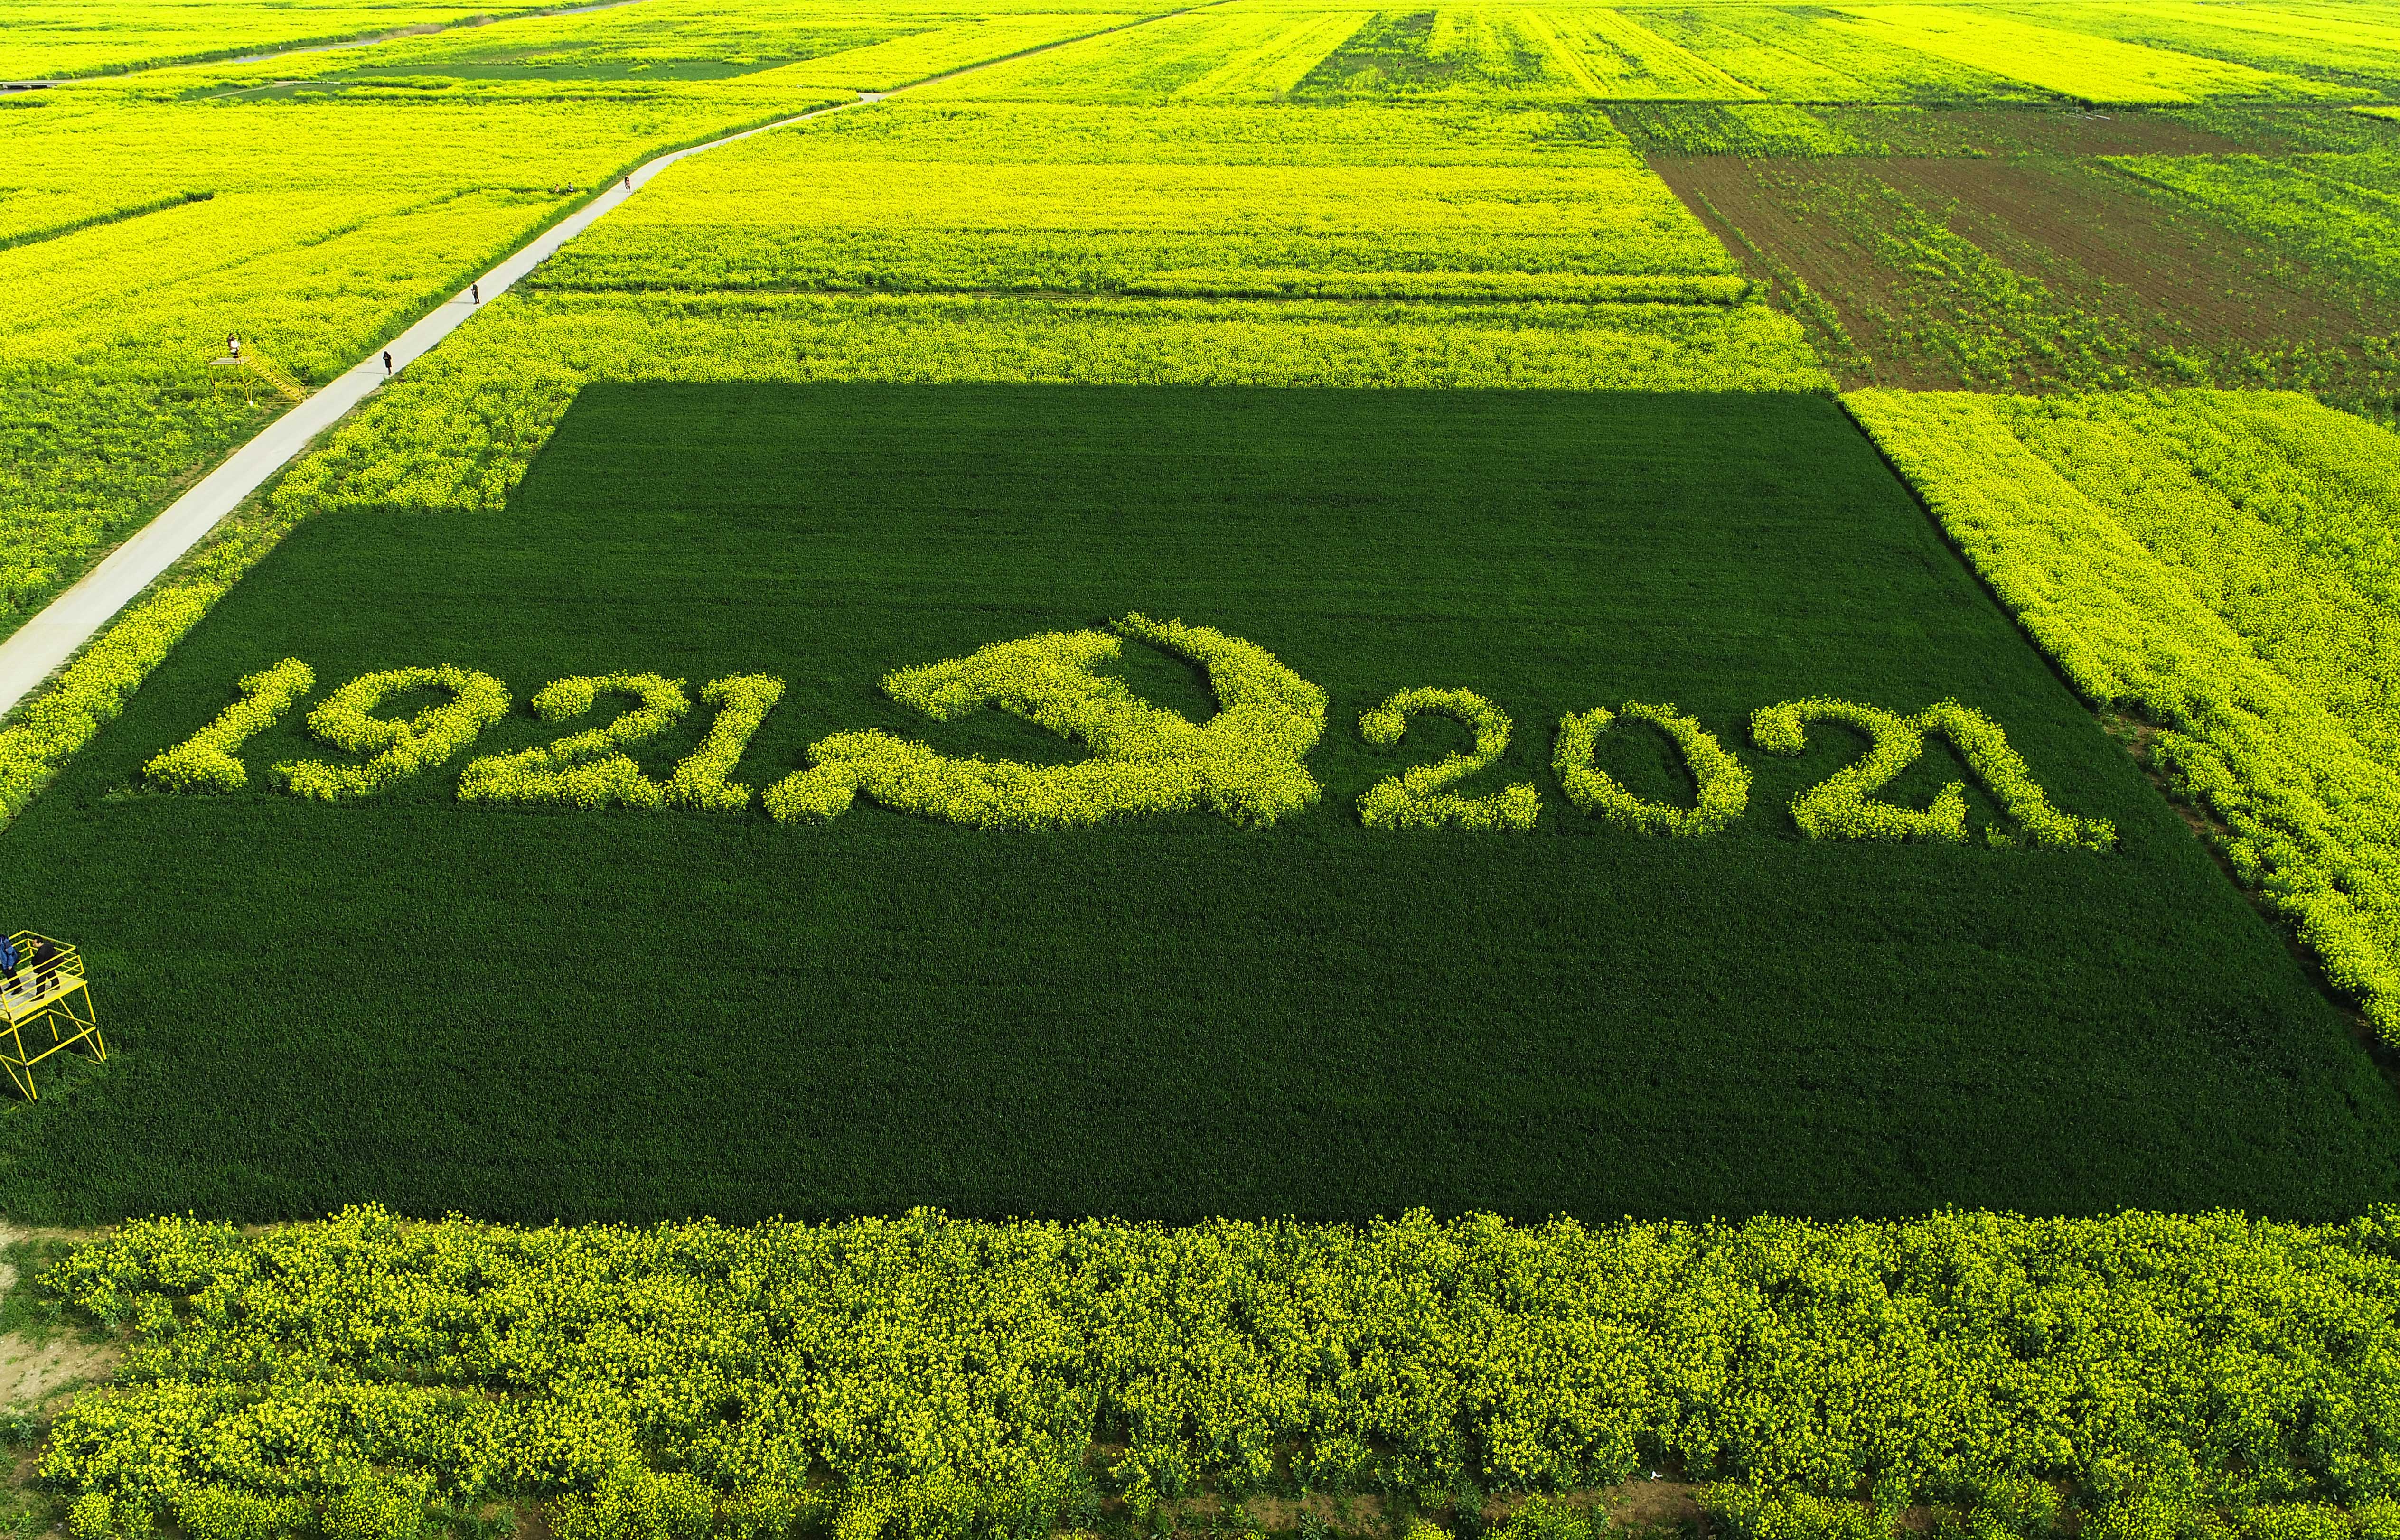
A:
[623, 175, 631, 190]
[383, 349, 394, 376]
[471, 282, 479, 304]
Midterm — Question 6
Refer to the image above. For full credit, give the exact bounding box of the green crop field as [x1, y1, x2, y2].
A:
[14, 3, 2400, 1540]
[0, 382, 2389, 1224]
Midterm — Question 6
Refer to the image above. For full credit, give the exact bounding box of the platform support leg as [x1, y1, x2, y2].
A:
[2, 1023, 31, 1101]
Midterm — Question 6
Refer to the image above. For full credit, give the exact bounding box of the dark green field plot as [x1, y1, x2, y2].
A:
[1, 384, 2391, 1223]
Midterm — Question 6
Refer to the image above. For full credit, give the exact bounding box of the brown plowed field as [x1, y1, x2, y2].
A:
[1659, 157, 1945, 387]
[1654, 148, 2396, 390]
[1824, 106, 2250, 158]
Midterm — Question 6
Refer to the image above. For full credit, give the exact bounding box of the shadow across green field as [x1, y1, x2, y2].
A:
[0, 383, 2390, 1223]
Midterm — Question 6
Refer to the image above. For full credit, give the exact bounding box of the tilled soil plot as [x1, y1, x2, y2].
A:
[1655, 143, 2400, 391]
[1825, 105, 2250, 157]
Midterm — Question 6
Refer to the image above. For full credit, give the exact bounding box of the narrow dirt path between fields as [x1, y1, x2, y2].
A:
[0, 0, 1223, 724]
[0, 1224, 117, 1413]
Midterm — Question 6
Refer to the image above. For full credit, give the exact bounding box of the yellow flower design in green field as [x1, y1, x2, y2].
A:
[768, 614, 1326, 831]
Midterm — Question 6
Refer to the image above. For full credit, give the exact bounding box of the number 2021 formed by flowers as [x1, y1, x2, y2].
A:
[762, 613, 1329, 831]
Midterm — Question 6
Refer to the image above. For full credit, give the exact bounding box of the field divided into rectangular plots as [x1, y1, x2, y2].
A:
[5, 384, 2394, 1225]
[319, 73, 1821, 520]
[1646, 6, 2039, 103]
[885, 5, 1373, 101]
[534, 100, 1745, 302]
[1643, 107, 2400, 404]
[1659, 143, 2400, 394]
[1975, 0, 2400, 94]
[12, 4, 2400, 1539]
[14, 0, 2400, 663]
[0, 0, 563, 78]
[1819, 5, 2358, 106]
[1250, 2, 2365, 108]
[0, 0, 1163, 643]
[8, 0, 2400, 1237]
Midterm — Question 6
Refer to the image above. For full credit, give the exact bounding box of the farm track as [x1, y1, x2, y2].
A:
[0, 0, 1222, 723]
[51, 0, 663, 80]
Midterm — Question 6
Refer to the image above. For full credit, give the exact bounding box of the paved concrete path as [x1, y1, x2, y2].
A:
[0, 1, 1213, 722]
[0, 96, 874, 720]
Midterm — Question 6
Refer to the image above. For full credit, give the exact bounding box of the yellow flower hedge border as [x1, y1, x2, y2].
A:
[1844, 389, 2395, 1034]
[38, 1205, 2400, 1540]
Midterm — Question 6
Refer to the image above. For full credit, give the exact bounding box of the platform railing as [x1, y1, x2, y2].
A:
[0, 933, 102, 1099]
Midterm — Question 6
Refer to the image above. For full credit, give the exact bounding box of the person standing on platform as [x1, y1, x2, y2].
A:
[28, 936, 59, 997]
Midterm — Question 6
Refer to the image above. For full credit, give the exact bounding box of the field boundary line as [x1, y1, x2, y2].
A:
[0, 0, 1216, 723]
[28, 0, 659, 82]
[0, 190, 214, 254]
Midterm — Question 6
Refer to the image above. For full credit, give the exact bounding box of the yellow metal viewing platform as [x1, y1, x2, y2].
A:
[243, 352, 308, 402]
[0, 933, 103, 1100]
[208, 349, 307, 405]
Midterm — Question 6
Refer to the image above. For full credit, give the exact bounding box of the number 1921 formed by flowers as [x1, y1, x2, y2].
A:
[458, 672, 690, 810]
[664, 674, 786, 813]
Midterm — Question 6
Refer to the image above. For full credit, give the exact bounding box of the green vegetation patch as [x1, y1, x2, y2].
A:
[2112, 149, 2400, 304]
[1608, 102, 1863, 157]
[0, 383, 2388, 1224]
[1293, 11, 1575, 102]
[1659, 145, 2400, 397]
